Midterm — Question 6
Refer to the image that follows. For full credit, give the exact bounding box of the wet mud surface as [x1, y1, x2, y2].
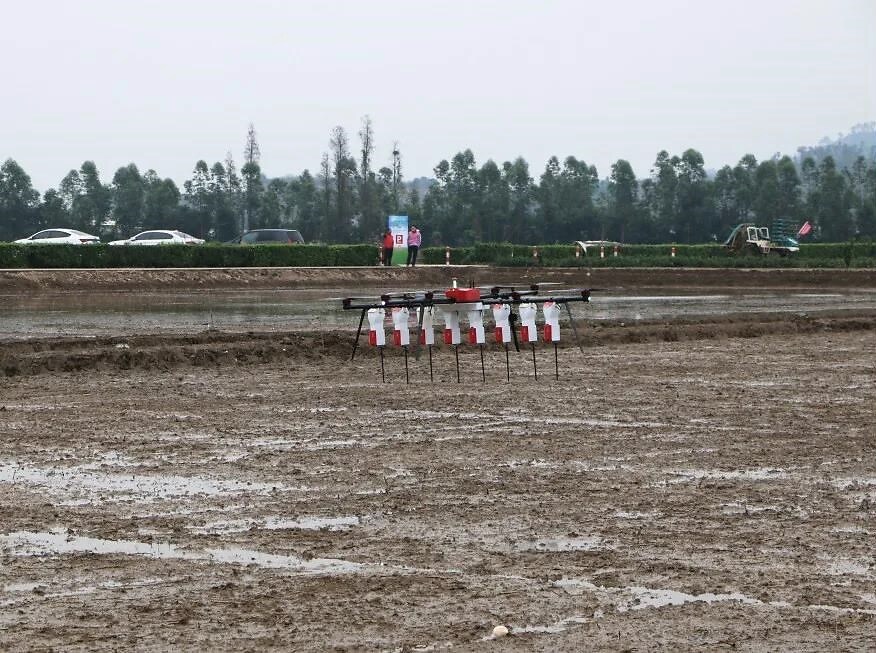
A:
[1, 268, 875, 651]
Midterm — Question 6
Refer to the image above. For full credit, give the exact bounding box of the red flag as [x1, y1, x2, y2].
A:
[797, 221, 812, 237]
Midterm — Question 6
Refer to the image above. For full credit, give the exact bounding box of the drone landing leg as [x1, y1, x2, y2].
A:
[413, 307, 425, 361]
[351, 308, 367, 360]
[554, 342, 559, 380]
[379, 346, 386, 383]
[428, 345, 433, 383]
[505, 344, 510, 383]
[480, 344, 485, 383]
[531, 343, 538, 381]
[564, 303, 584, 354]
[404, 346, 410, 385]
[510, 311, 520, 352]
[455, 345, 460, 383]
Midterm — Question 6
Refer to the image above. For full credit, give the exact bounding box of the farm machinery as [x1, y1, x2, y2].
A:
[724, 223, 800, 256]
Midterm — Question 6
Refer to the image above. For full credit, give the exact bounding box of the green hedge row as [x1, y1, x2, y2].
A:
[0, 243, 378, 268]
[1, 241, 874, 269]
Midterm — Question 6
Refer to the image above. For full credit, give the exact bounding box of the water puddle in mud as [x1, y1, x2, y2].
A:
[720, 502, 781, 515]
[621, 587, 759, 611]
[188, 515, 361, 535]
[3, 287, 875, 340]
[250, 437, 360, 451]
[391, 409, 665, 430]
[667, 467, 790, 483]
[819, 556, 874, 577]
[0, 460, 297, 503]
[0, 529, 365, 574]
[515, 536, 609, 553]
[551, 576, 876, 624]
[1, 576, 179, 609]
[614, 510, 661, 519]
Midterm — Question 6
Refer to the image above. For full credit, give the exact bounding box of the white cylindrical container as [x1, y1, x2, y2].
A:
[518, 303, 538, 343]
[419, 306, 435, 345]
[492, 304, 512, 344]
[367, 308, 386, 346]
[392, 307, 410, 346]
[467, 305, 485, 344]
[542, 301, 561, 342]
[442, 308, 461, 345]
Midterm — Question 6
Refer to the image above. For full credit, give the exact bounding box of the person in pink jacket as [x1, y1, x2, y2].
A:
[407, 226, 422, 267]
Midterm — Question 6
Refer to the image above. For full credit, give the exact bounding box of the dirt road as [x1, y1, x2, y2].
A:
[2, 265, 876, 292]
[1, 269, 874, 651]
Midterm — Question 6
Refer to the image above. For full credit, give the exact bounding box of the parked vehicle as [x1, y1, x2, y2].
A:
[15, 228, 100, 245]
[723, 223, 799, 256]
[108, 230, 205, 246]
[227, 229, 305, 245]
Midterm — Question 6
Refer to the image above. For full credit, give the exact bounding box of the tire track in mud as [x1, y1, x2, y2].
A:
[2, 310, 875, 377]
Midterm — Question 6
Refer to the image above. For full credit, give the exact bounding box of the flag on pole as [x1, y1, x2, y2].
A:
[797, 221, 812, 237]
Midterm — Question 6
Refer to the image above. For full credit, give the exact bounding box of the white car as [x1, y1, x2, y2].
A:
[108, 230, 205, 246]
[15, 228, 101, 245]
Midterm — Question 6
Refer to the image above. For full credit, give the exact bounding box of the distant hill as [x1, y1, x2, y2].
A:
[407, 176, 435, 199]
[796, 122, 876, 169]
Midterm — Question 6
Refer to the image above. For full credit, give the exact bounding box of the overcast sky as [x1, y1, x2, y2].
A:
[3, 0, 874, 192]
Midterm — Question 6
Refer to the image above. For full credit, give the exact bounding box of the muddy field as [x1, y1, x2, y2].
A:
[1, 268, 875, 651]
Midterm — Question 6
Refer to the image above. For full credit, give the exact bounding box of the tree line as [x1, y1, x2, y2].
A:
[2, 119, 875, 245]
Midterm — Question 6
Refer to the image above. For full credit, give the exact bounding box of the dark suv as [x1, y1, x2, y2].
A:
[230, 229, 305, 244]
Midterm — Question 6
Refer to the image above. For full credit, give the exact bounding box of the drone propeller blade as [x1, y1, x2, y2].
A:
[528, 282, 563, 290]
[545, 287, 606, 293]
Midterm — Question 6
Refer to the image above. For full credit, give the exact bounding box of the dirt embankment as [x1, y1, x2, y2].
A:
[2, 266, 876, 292]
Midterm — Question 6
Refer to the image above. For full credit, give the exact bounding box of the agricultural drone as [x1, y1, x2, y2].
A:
[341, 279, 596, 383]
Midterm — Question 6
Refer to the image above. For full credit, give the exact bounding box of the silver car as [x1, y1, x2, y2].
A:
[15, 228, 101, 245]
[108, 230, 205, 246]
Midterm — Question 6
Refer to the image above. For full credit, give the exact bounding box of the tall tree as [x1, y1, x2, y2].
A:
[503, 157, 534, 243]
[111, 163, 145, 235]
[557, 156, 598, 241]
[329, 126, 355, 242]
[649, 150, 679, 240]
[143, 171, 181, 232]
[813, 156, 851, 240]
[183, 161, 211, 237]
[752, 160, 780, 225]
[404, 186, 422, 225]
[285, 170, 320, 241]
[536, 156, 562, 243]
[477, 159, 508, 243]
[775, 156, 802, 225]
[675, 149, 709, 243]
[224, 152, 243, 236]
[259, 178, 290, 228]
[0, 158, 40, 240]
[358, 116, 382, 239]
[608, 159, 638, 242]
[446, 149, 478, 245]
[63, 161, 110, 236]
[242, 123, 262, 233]
[319, 152, 332, 242]
[39, 188, 69, 230]
[733, 154, 758, 222]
